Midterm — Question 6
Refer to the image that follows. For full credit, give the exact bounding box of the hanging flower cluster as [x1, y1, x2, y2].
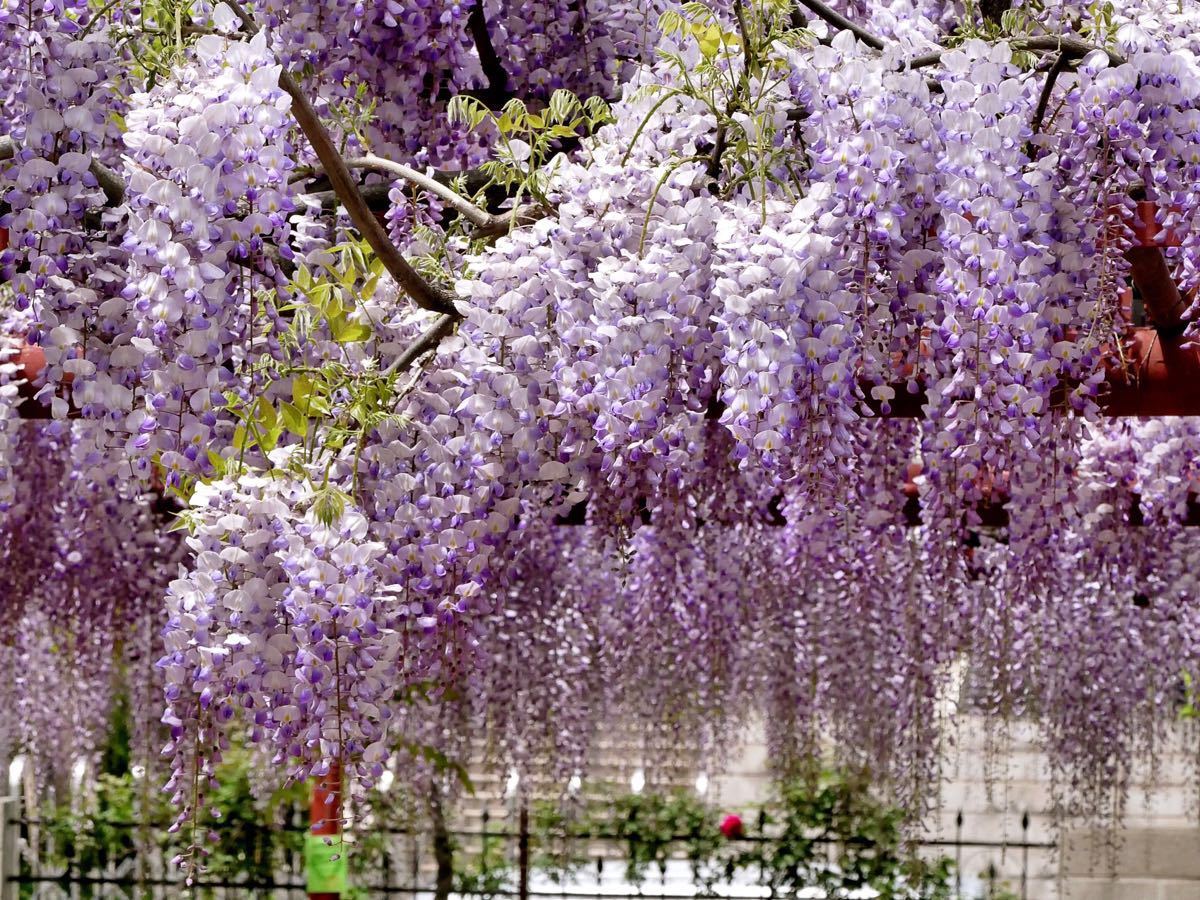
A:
[120, 30, 296, 485]
[0, 420, 181, 786]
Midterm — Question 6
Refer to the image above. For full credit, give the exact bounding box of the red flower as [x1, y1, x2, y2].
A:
[720, 814, 744, 839]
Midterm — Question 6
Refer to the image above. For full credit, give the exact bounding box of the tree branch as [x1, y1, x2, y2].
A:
[1015, 35, 1125, 66]
[1, 136, 125, 206]
[468, 203, 546, 241]
[1026, 51, 1070, 155]
[905, 35, 1125, 70]
[792, 0, 885, 51]
[383, 313, 459, 377]
[466, 0, 511, 107]
[304, 173, 544, 243]
[224, 0, 460, 318]
[310, 183, 393, 213]
[705, 122, 728, 185]
[343, 156, 494, 229]
[305, 162, 546, 242]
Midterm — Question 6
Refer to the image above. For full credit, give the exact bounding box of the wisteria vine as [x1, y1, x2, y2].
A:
[5, 0, 1200, 870]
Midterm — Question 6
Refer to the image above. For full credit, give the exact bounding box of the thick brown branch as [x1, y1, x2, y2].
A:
[1, 136, 125, 206]
[310, 183, 393, 213]
[224, 0, 460, 318]
[705, 122, 728, 184]
[91, 159, 126, 206]
[906, 35, 1125, 70]
[733, 0, 758, 72]
[1015, 35, 1125, 66]
[469, 203, 546, 241]
[792, 0, 885, 51]
[305, 175, 544, 243]
[1026, 51, 1070, 155]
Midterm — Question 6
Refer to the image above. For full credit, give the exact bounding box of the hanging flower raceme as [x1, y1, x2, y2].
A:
[120, 29, 297, 485]
[160, 467, 408, 855]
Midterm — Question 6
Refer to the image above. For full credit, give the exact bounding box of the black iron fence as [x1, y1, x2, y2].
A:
[0, 802, 1055, 900]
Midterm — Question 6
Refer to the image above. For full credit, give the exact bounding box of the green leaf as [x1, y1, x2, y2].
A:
[255, 396, 277, 433]
[548, 89, 581, 124]
[448, 94, 490, 130]
[292, 374, 315, 409]
[306, 281, 332, 311]
[280, 401, 307, 438]
[251, 398, 281, 452]
[695, 24, 723, 58]
[331, 316, 373, 343]
[206, 449, 227, 477]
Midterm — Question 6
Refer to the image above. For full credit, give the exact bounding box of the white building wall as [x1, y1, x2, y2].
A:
[711, 716, 1200, 900]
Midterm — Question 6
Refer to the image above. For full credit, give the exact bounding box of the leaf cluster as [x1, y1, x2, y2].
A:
[448, 89, 612, 208]
[643, 1, 815, 229]
[528, 772, 954, 898]
[736, 771, 953, 899]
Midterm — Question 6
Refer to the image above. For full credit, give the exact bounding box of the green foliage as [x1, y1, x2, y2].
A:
[97, 0, 200, 85]
[99, 691, 133, 779]
[199, 235, 421, 498]
[640, 2, 814, 225]
[448, 89, 612, 209]
[37, 749, 309, 894]
[453, 830, 513, 900]
[530, 772, 953, 898]
[737, 771, 953, 899]
[1078, 0, 1120, 44]
[609, 789, 723, 886]
[1178, 671, 1200, 720]
[38, 695, 146, 883]
[529, 799, 595, 883]
[202, 753, 308, 885]
[327, 81, 380, 154]
[42, 773, 142, 881]
[39, 737, 951, 900]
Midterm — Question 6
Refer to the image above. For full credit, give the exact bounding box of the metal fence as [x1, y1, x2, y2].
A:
[0, 794, 1055, 900]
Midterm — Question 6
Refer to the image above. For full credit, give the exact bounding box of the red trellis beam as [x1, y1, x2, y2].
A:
[7, 324, 1199, 419]
[878, 326, 1200, 419]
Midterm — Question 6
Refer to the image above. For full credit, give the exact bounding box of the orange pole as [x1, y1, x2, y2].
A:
[309, 762, 342, 900]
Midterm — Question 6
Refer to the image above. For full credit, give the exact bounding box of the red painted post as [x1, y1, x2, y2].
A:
[309, 762, 342, 900]
[1102, 328, 1200, 417]
[1127, 200, 1190, 333]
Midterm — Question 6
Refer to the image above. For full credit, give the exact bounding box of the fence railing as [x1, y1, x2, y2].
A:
[0, 794, 1056, 900]
[0, 795, 19, 900]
